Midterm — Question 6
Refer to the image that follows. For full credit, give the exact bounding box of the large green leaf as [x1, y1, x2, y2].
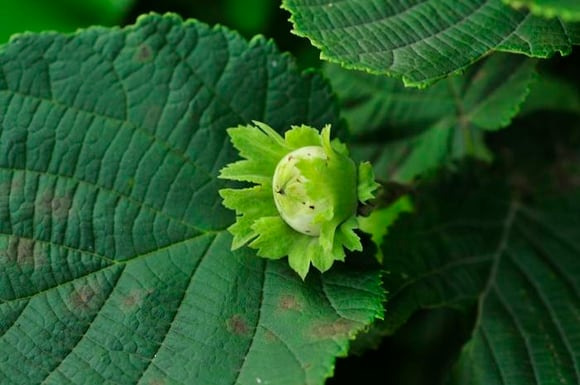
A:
[504, 0, 580, 21]
[379, 173, 580, 384]
[0, 14, 384, 385]
[283, 0, 579, 87]
[327, 53, 537, 182]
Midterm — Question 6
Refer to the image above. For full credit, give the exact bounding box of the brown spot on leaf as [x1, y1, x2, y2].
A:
[148, 379, 165, 385]
[122, 293, 140, 308]
[310, 319, 358, 339]
[2, 237, 35, 266]
[136, 44, 153, 62]
[264, 329, 277, 343]
[120, 288, 155, 314]
[70, 286, 99, 310]
[37, 191, 72, 219]
[1, 237, 49, 267]
[227, 314, 249, 335]
[15, 238, 33, 264]
[279, 295, 301, 311]
[0, 177, 24, 195]
[121, 288, 152, 312]
[0, 182, 9, 196]
[11, 178, 23, 191]
[33, 246, 49, 267]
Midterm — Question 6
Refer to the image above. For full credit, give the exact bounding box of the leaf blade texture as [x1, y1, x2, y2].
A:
[283, 0, 579, 86]
[380, 174, 580, 384]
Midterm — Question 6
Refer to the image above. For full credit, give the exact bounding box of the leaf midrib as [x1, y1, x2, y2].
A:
[132, 234, 218, 385]
[505, 249, 580, 383]
[475, 200, 519, 323]
[37, 265, 126, 385]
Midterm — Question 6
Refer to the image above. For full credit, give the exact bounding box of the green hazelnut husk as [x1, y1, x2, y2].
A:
[219, 121, 378, 278]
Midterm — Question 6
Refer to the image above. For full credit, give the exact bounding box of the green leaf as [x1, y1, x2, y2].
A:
[282, 0, 578, 87]
[380, 175, 580, 384]
[504, 0, 580, 21]
[328, 53, 537, 182]
[0, 14, 384, 385]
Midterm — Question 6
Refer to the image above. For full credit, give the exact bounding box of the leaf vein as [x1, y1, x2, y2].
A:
[492, 283, 542, 385]
[506, 250, 580, 382]
[231, 259, 267, 385]
[134, 233, 218, 385]
[39, 265, 125, 385]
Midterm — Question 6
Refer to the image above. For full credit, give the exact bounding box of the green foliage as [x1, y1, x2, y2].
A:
[453, 194, 580, 384]
[504, 0, 580, 21]
[379, 168, 580, 384]
[0, 14, 385, 385]
[1, 2, 579, 385]
[327, 54, 537, 182]
[283, 0, 579, 86]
